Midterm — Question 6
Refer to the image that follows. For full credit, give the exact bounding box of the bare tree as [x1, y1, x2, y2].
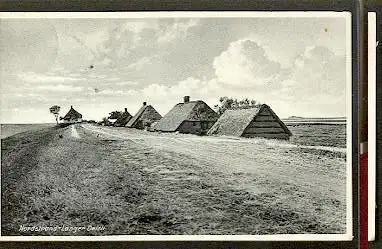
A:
[49, 105, 61, 125]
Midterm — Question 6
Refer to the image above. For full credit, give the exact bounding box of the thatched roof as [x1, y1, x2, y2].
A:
[207, 104, 291, 136]
[153, 100, 218, 132]
[114, 111, 132, 127]
[207, 107, 261, 136]
[63, 106, 82, 120]
[126, 104, 162, 128]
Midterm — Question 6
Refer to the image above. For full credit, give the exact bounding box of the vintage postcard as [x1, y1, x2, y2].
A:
[0, 12, 352, 241]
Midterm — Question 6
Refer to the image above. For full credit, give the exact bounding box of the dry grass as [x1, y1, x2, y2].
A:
[1, 124, 347, 235]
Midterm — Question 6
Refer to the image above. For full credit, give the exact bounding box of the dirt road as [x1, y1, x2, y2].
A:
[1, 124, 347, 235]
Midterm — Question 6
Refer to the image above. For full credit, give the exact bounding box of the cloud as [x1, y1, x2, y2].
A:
[157, 19, 199, 43]
[95, 89, 138, 96]
[142, 78, 206, 99]
[120, 20, 157, 35]
[142, 84, 169, 98]
[116, 81, 139, 86]
[279, 45, 346, 99]
[98, 57, 115, 67]
[92, 19, 200, 70]
[107, 77, 122, 82]
[18, 72, 84, 83]
[126, 55, 157, 70]
[211, 41, 346, 106]
[141, 77, 227, 106]
[115, 42, 131, 58]
[36, 84, 84, 92]
[78, 29, 110, 57]
[213, 39, 282, 88]
[139, 42, 347, 118]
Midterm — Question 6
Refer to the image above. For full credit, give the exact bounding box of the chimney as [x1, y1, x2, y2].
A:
[124, 108, 128, 113]
[71, 105, 73, 109]
[183, 96, 190, 103]
[143, 102, 147, 106]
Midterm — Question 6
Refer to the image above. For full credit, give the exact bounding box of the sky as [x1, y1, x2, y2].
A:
[0, 14, 350, 123]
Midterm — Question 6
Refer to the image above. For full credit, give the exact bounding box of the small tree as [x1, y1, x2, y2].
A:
[49, 105, 61, 125]
[214, 97, 261, 116]
[102, 117, 111, 126]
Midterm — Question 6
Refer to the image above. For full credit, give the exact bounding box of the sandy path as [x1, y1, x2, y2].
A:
[71, 125, 81, 138]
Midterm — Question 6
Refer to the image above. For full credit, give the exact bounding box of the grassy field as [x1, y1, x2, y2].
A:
[288, 124, 346, 148]
[1, 123, 347, 235]
[1, 123, 55, 139]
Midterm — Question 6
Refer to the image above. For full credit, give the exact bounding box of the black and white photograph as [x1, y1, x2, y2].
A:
[0, 12, 352, 240]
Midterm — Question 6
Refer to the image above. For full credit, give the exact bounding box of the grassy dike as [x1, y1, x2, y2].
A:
[1, 124, 346, 236]
[1, 126, 62, 235]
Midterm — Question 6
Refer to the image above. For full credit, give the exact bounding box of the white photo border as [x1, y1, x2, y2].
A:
[0, 11, 353, 242]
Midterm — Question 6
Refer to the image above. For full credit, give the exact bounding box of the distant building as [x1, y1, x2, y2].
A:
[126, 102, 162, 129]
[62, 106, 82, 124]
[153, 96, 218, 135]
[114, 108, 133, 127]
[207, 104, 292, 140]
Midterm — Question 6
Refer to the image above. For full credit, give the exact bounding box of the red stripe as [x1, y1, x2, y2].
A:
[360, 152, 368, 249]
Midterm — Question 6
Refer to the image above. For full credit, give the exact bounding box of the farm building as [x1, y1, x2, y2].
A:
[114, 108, 133, 127]
[62, 106, 82, 124]
[207, 104, 292, 140]
[126, 102, 162, 129]
[153, 96, 219, 135]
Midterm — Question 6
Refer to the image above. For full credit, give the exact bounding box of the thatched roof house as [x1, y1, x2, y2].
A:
[207, 104, 292, 140]
[62, 106, 82, 123]
[126, 102, 162, 129]
[153, 96, 218, 135]
[114, 108, 132, 127]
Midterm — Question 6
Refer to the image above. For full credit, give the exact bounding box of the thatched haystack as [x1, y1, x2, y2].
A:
[114, 108, 132, 127]
[153, 96, 218, 135]
[207, 104, 292, 140]
[126, 102, 162, 129]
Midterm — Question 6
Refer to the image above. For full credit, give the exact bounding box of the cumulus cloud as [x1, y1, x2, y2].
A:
[142, 84, 169, 98]
[211, 41, 346, 107]
[279, 45, 346, 100]
[138, 42, 347, 118]
[213, 39, 282, 88]
[142, 77, 211, 100]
